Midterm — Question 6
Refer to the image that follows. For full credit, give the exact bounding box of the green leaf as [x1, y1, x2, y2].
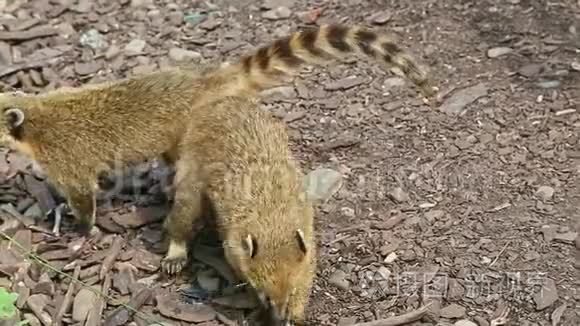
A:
[0, 287, 19, 319]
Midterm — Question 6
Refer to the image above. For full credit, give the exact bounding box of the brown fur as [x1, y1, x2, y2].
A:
[0, 70, 197, 233]
[171, 96, 315, 325]
[0, 23, 434, 271]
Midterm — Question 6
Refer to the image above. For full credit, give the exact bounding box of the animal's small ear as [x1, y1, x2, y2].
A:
[4, 108, 25, 128]
[242, 234, 258, 259]
[295, 229, 308, 255]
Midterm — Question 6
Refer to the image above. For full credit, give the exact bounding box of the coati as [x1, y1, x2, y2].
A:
[0, 24, 436, 272]
[172, 96, 316, 325]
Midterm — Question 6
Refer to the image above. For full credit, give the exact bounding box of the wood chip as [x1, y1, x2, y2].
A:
[100, 236, 124, 280]
[156, 293, 216, 323]
[85, 274, 111, 326]
[352, 303, 432, 326]
[103, 287, 152, 326]
[54, 265, 80, 326]
[0, 26, 58, 41]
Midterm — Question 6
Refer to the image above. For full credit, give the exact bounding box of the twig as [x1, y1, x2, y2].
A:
[0, 26, 58, 41]
[100, 235, 124, 280]
[489, 241, 511, 267]
[54, 265, 81, 326]
[328, 234, 354, 245]
[352, 303, 432, 326]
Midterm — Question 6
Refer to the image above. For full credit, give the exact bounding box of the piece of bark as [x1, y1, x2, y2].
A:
[0, 61, 46, 78]
[0, 26, 58, 41]
[85, 273, 112, 326]
[100, 236, 124, 280]
[26, 294, 52, 326]
[0, 204, 35, 226]
[103, 287, 152, 326]
[54, 265, 81, 326]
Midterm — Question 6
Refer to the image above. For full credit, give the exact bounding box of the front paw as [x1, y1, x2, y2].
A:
[162, 240, 189, 275]
[73, 217, 98, 236]
[161, 255, 188, 275]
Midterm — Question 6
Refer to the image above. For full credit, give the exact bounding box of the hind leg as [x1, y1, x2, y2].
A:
[161, 159, 204, 275]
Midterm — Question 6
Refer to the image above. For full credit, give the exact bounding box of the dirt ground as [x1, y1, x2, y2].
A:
[0, 0, 578, 325]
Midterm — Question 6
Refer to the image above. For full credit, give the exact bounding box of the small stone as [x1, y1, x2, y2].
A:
[455, 320, 477, 326]
[199, 16, 221, 31]
[380, 240, 400, 256]
[383, 252, 397, 264]
[305, 168, 343, 203]
[553, 231, 577, 243]
[262, 6, 292, 20]
[168, 47, 201, 62]
[340, 207, 355, 218]
[388, 187, 409, 203]
[382, 77, 406, 90]
[369, 11, 391, 25]
[372, 214, 404, 230]
[260, 85, 297, 98]
[74, 62, 101, 75]
[124, 39, 146, 56]
[104, 45, 120, 60]
[440, 303, 466, 319]
[325, 76, 366, 91]
[541, 225, 559, 243]
[518, 63, 543, 77]
[535, 186, 554, 201]
[130, 0, 153, 7]
[536, 80, 561, 89]
[572, 62, 580, 71]
[79, 29, 106, 50]
[425, 210, 444, 222]
[440, 83, 488, 115]
[533, 278, 558, 310]
[328, 270, 350, 291]
[487, 47, 513, 58]
[337, 317, 357, 326]
[261, 0, 295, 9]
[72, 287, 100, 322]
[419, 202, 436, 208]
